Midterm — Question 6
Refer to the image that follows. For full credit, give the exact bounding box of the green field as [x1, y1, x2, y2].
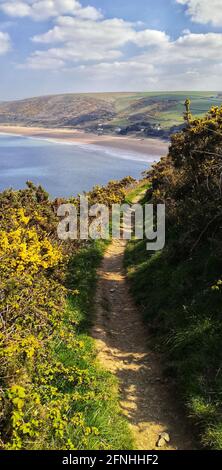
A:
[0, 91, 221, 131]
[109, 91, 222, 129]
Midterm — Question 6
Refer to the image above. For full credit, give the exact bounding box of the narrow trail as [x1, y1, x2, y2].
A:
[92, 199, 195, 450]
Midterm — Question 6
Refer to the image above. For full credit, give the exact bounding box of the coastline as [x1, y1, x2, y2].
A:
[0, 125, 169, 157]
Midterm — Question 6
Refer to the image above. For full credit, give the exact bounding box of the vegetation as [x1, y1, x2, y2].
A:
[0, 92, 220, 135]
[124, 180, 150, 205]
[0, 179, 134, 450]
[3, 99, 222, 449]
[125, 105, 222, 449]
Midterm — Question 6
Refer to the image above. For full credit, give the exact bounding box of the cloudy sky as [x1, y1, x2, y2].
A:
[0, 0, 222, 99]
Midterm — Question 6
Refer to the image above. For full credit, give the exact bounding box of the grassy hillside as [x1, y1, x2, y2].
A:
[125, 105, 222, 449]
[0, 92, 221, 136]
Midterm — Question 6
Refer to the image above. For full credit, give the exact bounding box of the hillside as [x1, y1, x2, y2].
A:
[0, 92, 221, 138]
[125, 105, 222, 449]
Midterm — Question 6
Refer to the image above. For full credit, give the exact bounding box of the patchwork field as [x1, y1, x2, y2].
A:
[0, 91, 221, 136]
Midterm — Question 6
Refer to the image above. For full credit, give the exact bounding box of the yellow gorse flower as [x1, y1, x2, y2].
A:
[0, 209, 62, 276]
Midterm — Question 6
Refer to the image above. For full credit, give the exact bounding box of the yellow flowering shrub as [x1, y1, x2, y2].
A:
[0, 209, 62, 276]
[0, 204, 69, 449]
[0, 181, 132, 450]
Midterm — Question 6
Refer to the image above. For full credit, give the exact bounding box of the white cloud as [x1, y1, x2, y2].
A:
[72, 60, 157, 91]
[21, 51, 65, 69]
[32, 16, 136, 46]
[133, 29, 169, 47]
[1, 0, 222, 91]
[0, 0, 102, 21]
[29, 16, 170, 67]
[26, 11, 222, 73]
[0, 30, 11, 54]
[58, 53, 215, 92]
[23, 45, 123, 69]
[1, 1, 30, 17]
[21, 19, 222, 91]
[174, 33, 222, 60]
[32, 16, 170, 49]
[74, 5, 102, 20]
[176, 0, 222, 26]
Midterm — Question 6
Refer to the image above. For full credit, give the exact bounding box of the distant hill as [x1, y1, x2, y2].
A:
[0, 91, 221, 138]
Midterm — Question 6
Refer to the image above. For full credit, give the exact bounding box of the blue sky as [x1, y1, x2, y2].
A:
[0, 0, 222, 99]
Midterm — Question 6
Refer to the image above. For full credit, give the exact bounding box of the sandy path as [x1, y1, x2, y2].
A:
[92, 223, 195, 450]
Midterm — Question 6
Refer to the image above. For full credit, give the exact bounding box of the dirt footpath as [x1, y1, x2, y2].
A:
[92, 237, 195, 450]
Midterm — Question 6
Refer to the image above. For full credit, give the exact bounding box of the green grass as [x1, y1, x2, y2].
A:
[126, 92, 220, 123]
[124, 181, 150, 205]
[124, 240, 222, 449]
[52, 240, 133, 450]
[1, 91, 221, 131]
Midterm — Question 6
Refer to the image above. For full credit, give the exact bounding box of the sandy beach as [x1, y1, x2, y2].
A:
[0, 125, 169, 157]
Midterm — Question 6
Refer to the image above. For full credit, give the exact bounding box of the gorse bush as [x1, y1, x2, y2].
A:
[0, 205, 68, 449]
[0, 179, 133, 450]
[125, 105, 222, 449]
[146, 105, 222, 256]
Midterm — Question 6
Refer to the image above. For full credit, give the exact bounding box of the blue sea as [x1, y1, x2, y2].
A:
[0, 133, 156, 198]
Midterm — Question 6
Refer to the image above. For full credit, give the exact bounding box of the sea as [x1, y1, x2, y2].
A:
[0, 133, 157, 198]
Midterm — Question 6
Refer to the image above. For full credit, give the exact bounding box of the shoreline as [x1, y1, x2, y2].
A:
[0, 125, 169, 157]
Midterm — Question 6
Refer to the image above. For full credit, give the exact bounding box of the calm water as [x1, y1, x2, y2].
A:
[0, 133, 156, 197]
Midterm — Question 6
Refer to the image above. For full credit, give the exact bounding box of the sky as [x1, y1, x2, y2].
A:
[0, 0, 222, 99]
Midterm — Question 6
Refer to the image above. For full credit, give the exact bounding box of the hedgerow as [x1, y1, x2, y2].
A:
[0, 179, 133, 450]
[125, 105, 222, 449]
